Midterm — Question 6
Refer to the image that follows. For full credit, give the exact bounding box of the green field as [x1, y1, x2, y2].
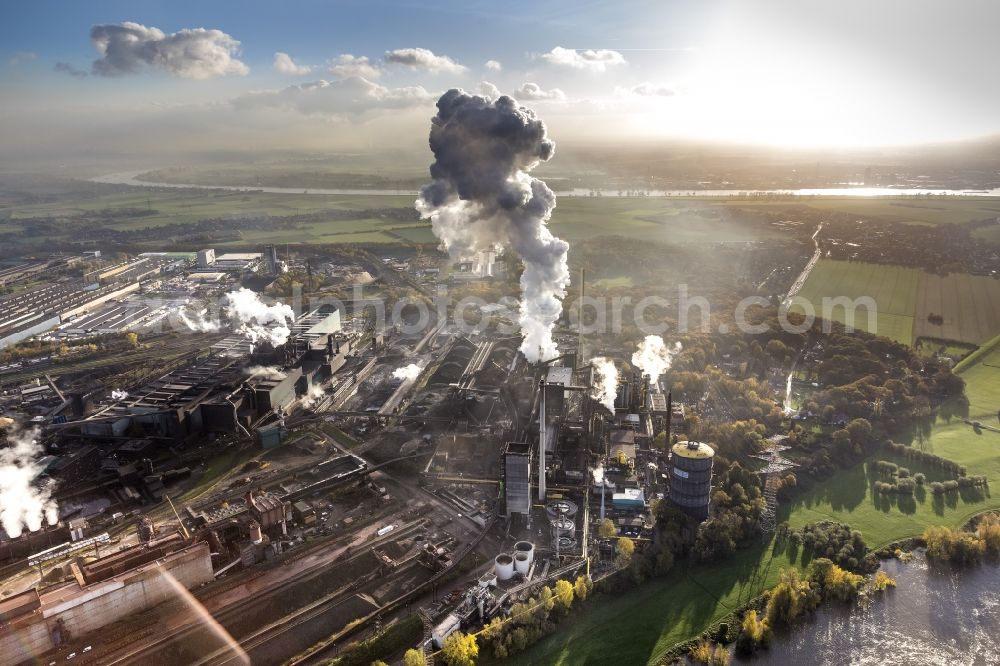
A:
[548, 197, 786, 244]
[722, 196, 1000, 226]
[515, 336, 1000, 666]
[1, 190, 795, 247]
[791, 260, 919, 344]
[791, 259, 1000, 347]
[914, 271, 1000, 345]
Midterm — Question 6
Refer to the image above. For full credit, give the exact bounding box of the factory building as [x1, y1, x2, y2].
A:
[0, 534, 212, 663]
[77, 305, 349, 440]
[80, 354, 245, 439]
[0, 281, 141, 349]
[669, 441, 715, 520]
[213, 252, 263, 273]
[196, 248, 216, 269]
[503, 441, 532, 516]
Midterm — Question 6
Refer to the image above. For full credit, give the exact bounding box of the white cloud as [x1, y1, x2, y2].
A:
[516, 82, 566, 101]
[328, 54, 381, 79]
[231, 76, 434, 117]
[273, 52, 312, 76]
[621, 82, 675, 97]
[90, 21, 249, 79]
[540, 46, 626, 72]
[478, 81, 502, 98]
[484, 59, 502, 71]
[384, 47, 466, 74]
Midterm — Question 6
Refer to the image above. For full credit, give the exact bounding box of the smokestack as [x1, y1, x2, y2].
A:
[538, 379, 546, 501]
[417, 89, 569, 364]
[666, 390, 673, 442]
[577, 268, 585, 365]
[249, 520, 262, 544]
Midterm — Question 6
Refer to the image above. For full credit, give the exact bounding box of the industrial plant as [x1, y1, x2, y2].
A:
[0, 228, 725, 665]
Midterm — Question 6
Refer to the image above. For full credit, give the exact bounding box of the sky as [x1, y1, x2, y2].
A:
[1, 0, 998, 160]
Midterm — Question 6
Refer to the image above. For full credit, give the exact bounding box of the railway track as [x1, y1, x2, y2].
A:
[105, 519, 429, 666]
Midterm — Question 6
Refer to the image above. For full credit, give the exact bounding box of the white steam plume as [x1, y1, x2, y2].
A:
[224, 288, 295, 347]
[0, 429, 58, 539]
[244, 365, 287, 381]
[392, 363, 422, 381]
[631, 336, 682, 388]
[417, 89, 569, 363]
[590, 357, 619, 413]
[111, 389, 129, 401]
[301, 383, 326, 409]
[175, 302, 220, 332]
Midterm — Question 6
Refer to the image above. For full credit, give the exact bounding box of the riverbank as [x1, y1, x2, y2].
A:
[736, 550, 1000, 665]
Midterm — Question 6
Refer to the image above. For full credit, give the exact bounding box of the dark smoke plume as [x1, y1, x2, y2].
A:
[417, 89, 569, 362]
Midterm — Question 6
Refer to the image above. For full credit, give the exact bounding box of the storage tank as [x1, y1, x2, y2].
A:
[545, 500, 578, 522]
[514, 551, 531, 575]
[513, 540, 534, 566]
[550, 516, 575, 541]
[495, 554, 514, 581]
[669, 441, 715, 520]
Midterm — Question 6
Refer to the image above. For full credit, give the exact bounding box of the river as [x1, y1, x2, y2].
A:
[736, 552, 1000, 665]
[89, 171, 1000, 198]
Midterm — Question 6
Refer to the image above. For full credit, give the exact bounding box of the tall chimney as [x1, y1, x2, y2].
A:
[538, 379, 546, 501]
[249, 520, 262, 544]
[576, 268, 585, 365]
[665, 390, 673, 443]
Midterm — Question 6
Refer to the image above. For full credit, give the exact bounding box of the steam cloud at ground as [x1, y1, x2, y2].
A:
[244, 365, 288, 381]
[417, 88, 569, 363]
[0, 429, 58, 539]
[392, 363, 422, 381]
[224, 288, 295, 347]
[175, 302, 220, 332]
[300, 383, 326, 409]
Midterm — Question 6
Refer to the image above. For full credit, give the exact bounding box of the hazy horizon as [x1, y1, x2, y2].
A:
[3, 0, 1000, 162]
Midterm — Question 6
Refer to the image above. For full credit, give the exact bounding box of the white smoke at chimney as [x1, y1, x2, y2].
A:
[631, 336, 682, 389]
[589, 357, 619, 413]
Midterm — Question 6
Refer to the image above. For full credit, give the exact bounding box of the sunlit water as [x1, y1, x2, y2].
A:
[90, 172, 1000, 198]
[738, 552, 1000, 666]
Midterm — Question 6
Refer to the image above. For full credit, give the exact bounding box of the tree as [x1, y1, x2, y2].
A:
[598, 518, 617, 539]
[554, 579, 574, 612]
[615, 536, 635, 567]
[765, 568, 820, 627]
[808, 558, 863, 601]
[573, 575, 591, 601]
[765, 339, 787, 361]
[736, 609, 768, 656]
[125, 332, 139, 348]
[371, 661, 388, 666]
[441, 632, 479, 666]
[537, 585, 555, 616]
[404, 649, 426, 666]
[846, 418, 873, 445]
